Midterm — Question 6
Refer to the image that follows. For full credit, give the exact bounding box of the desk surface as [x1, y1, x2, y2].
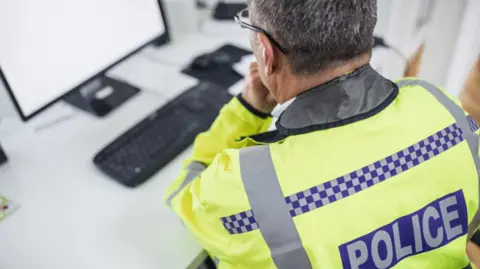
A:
[0, 30, 250, 269]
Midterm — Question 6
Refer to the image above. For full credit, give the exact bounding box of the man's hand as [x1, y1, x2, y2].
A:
[241, 62, 277, 114]
[467, 242, 480, 268]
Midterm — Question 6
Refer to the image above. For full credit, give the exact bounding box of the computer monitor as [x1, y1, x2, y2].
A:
[0, 0, 170, 121]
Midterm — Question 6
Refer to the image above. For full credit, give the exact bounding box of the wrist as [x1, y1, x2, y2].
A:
[237, 94, 271, 119]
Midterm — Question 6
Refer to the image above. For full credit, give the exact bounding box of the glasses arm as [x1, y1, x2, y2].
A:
[234, 14, 289, 54]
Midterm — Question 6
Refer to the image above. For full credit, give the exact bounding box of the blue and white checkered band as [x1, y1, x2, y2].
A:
[468, 115, 479, 133]
[220, 210, 258, 234]
[220, 117, 479, 235]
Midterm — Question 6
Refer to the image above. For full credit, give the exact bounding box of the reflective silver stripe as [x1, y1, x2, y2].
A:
[239, 146, 312, 269]
[166, 161, 206, 208]
[397, 79, 480, 237]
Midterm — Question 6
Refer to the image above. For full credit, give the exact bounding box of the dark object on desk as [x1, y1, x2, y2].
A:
[64, 76, 140, 117]
[183, 44, 251, 88]
[190, 51, 233, 70]
[0, 142, 7, 166]
[213, 2, 247, 21]
[93, 82, 233, 187]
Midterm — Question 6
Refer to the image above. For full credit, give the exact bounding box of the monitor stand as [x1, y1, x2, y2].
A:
[63, 75, 139, 117]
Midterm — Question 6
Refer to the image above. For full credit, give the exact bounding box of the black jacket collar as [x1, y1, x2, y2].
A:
[248, 64, 399, 142]
[277, 64, 398, 135]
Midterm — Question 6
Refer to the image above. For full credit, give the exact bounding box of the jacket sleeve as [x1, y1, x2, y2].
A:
[165, 96, 272, 206]
[167, 149, 248, 269]
[189, 95, 273, 166]
[164, 96, 273, 267]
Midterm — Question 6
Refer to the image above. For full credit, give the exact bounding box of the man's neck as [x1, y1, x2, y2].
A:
[277, 54, 371, 104]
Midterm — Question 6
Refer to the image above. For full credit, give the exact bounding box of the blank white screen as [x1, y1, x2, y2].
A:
[0, 0, 165, 118]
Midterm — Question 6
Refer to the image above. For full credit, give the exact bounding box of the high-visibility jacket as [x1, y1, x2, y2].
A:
[165, 65, 480, 269]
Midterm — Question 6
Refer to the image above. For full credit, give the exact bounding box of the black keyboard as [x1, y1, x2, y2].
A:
[93, 82, 233, 187]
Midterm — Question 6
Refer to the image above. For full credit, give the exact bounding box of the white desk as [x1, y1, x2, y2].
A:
[141, 32, 250, 66]
[0, 32, 251, 269]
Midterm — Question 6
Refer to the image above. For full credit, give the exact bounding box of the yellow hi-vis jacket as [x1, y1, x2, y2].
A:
[165, 65, 480, 269]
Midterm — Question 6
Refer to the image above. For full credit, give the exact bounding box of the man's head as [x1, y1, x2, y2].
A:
[245, 0, 377, 102]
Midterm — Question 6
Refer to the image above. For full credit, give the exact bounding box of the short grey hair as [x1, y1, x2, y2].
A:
[249, 0, 377, 75]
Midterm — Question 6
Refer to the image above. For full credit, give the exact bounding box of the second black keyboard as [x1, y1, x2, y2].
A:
[93, 82, 233, 187]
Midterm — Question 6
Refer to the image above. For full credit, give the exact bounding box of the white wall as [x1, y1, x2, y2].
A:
[374, 0, 394, 37]
[444, 0, 480, 96]
[419, 0, 467, 89]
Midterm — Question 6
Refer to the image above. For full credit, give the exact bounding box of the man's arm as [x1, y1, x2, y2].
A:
[166, 61, 276, 203]
[165, 95, 272, 207]
[164, 63, 277, 267]
[188, 95, 273, 166]
[468, 240, 480, 268]
[179, 61, 277, 167]
[167, 148, 251, 268]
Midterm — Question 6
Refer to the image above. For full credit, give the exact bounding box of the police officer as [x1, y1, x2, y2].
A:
[166, 0, 480, 268]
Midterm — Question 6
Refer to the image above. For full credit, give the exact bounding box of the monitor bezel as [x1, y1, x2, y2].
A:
[0, 0, 171, 122]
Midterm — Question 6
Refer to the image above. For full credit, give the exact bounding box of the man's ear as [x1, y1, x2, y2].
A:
[257, 33, 276, 75]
